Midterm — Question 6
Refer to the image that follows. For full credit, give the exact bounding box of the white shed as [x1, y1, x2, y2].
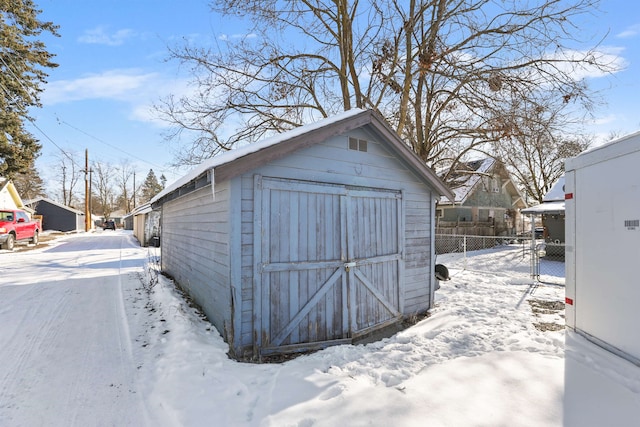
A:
[565, 132, 640, 364]
[152, 109, 454, 358]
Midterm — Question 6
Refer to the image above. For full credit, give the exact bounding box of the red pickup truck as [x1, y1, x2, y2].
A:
[0, 209, 40, 250]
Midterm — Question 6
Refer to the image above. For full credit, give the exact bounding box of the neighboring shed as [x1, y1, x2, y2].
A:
[521, 176, 566, 258]
[131, 203, 160, 246]
[565, 132, 640, 365]
[152, 109, 454, 358]
[437, 158, 526, 236]
[123, 213, 134, 230]
[24, 198, 85, 232]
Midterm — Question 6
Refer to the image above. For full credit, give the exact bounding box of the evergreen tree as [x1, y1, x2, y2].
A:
[139, 169, 163, 203]
[0, 1, 59, 178]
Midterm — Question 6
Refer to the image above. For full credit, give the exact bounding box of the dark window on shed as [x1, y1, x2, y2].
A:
[348, 137, 368, 152]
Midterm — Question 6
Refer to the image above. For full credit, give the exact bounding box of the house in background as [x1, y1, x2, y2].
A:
[151, 109, 454, 359]
[101, 210, 126, 228]
[24, 198, 85, 233]
[436, 158, 527, 236]
[0, 178, 26, 210]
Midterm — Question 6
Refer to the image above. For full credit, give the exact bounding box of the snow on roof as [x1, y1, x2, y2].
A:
[24, 197, 85, 215]
[543, 176, 565, 202]
[521, 176, 566, 215]
[521, 200, 564, 215]
[152, 109, 367, 204]
[131, 203, 152, 215]
[439, 158, 495, 204]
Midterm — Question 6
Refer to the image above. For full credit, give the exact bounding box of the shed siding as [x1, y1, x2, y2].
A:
[161, 181, 232, 338]
[235, 130, 433, 352]
[33, 202, 80, 232]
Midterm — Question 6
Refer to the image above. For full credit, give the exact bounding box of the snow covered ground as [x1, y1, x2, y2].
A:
[1, 231, 639, 426]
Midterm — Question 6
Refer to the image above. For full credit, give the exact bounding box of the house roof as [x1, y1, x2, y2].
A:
[542, 176, 565, 202]
[521, 176, 566, 215]
[0, 178, 25, 209]
[24, 197, 85, 215]
[131, 202, 152, 216]
[152, 109, 454, 205]
[521, 201, 564, 215]
[439, 158, 495, 205]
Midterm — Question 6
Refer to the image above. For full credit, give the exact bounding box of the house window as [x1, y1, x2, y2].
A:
[493, 177, 501, 193]
[436, 208, 443, 218]
[348, 137, 368, 152]
[484, 176, 501, 193]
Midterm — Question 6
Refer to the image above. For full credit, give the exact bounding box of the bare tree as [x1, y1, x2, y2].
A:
[91, 161, 116, 218]
[55, 150, 82, 207]
[157, 0, 616, 183]
[114, 160, 135, 213]
[492, 92, 592, 203]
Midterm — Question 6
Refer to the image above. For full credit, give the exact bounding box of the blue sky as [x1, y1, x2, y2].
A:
[31, 0, 229, 192]
[27, 1, 640, 196]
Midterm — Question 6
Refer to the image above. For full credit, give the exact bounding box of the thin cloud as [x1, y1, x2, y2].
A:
[78, 26, 136, 46]
[42, 68, 195, 128]
[538, 48, 627, 81]
[592, 114, 618, 126]
[218, 33, 257, 41]
[42, 69, 159, 104]
[616, 24, 640, 39]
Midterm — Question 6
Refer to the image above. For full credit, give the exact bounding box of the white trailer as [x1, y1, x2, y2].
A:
[565, 132, 640, 365]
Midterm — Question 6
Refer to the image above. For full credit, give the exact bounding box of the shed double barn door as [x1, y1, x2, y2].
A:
[255, 177, 403, 354]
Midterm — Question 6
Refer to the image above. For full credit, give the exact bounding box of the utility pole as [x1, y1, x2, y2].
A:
[133, 171, 136, 209]
[85, 149, 91, 232]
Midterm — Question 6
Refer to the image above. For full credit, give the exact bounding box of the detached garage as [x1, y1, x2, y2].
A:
[152, 109, 454, 358]
[565, 132, 640, 365]
[24, 197, 85, 232]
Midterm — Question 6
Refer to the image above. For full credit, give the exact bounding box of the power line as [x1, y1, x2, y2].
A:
[2, 50, 173, 176]
[0, 52, 84, 169]
[0, 81, 81, 169]
[55, 116, 169, 173]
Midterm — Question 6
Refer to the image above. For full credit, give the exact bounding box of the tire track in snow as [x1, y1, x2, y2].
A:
[0, 233, 152, 426]
[0, 282, 74, 425]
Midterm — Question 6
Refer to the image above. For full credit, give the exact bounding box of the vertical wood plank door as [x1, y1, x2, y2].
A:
[346, 188, 403, 336]
[255, 177, 402, 354]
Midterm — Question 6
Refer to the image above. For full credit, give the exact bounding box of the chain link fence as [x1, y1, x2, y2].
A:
[435, 234, 565, 285]
[532, 241, 565, 285]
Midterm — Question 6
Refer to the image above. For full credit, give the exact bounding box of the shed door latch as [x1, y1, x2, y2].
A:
[344, 261, 357, 272]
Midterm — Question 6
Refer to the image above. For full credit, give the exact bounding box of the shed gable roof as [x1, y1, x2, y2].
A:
[24, 197, 85, 215]
[153, 109, 454, 205]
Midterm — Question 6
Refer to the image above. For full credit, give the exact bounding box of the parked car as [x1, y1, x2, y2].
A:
[102, 220, 116, 230]
[517, 227, 545, 239]
[0, 209, 40, 250]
